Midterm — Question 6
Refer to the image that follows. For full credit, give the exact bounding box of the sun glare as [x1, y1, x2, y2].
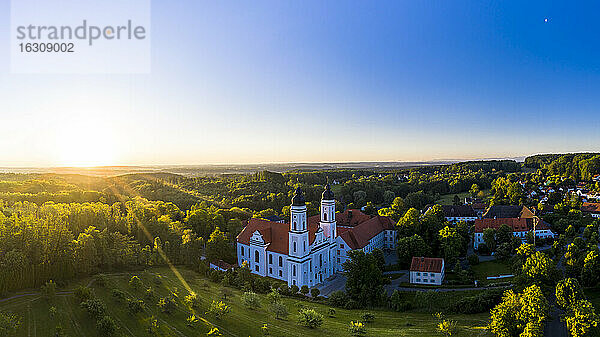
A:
[56, 128, 117, 167]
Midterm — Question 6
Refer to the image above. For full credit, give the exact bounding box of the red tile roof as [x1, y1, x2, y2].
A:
[237, 210, 394, 253]
[410, 257, 444, 273]
[337, 216, 394, 250]
[334, 209, 372, 227]
[474, 218, 530, 233]
[210, 260, 235, 270]
[582, 202, 600, 213]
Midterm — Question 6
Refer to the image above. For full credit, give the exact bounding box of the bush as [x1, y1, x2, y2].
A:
[129, 276, 143, 290]
[144, 287, 155, 301]
[360, 312, 375, 323]
[146, 315, 159, 334]
[96, 315, 118, 336]
[389, 290, 412, 312]
[80, 299, 106, 319]
[74, 286, 93, 303]
[437, 319, 457, 337]
[477, 243, 490, 255]
[349, 321, 367, 336]
[279, 285, 292, 296]
[290, 285, 299, 294]
[467, 254, 479, 266]
[327, 308, 336, 317]
[0, 311, 21, 335]
[345, 299, 360, 310]
[153, 274, 163, 285]
[208, 300, 231, 319]
[269, 301, 289, 320]
[94, 274, 107, 287]
[267, 289, 281, 304]
[448, 289, 504, 314]
[41, 280, 57, 300]
[111, 289, 127, 302]
[157, 296, 177, 314]
[327, 291, 348, 307]
[310, 288, 320, 299]
[297, 309, 324, 329]
[241, 291, 261, 310]
[184, 292, 201, 308]
[54, 325, 65, 337]
[127, 299, 144, 314]
[186, 314, 200, 327]
[300, 285, 309, 296]
[261, 323, 270, 336]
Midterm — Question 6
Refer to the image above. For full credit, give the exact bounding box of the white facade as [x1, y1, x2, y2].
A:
[237, 186, 396, 288]
[473, 229, 556, 249]
[445, 216, 478, 222]
[409, 259, 445, 286]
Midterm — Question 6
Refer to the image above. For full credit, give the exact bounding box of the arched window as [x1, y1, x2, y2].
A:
[293, 222, 296, 230]
[279, 256, 283, 267]
[293, 265, 297, 276]
[241, 247, 244, 256]
[255, 251, 260, 263]
[293, 242, 297, 253]
[324, 213, 327, 221]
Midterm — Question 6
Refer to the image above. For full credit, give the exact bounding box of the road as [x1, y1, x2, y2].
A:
[544, 308, 568, 337]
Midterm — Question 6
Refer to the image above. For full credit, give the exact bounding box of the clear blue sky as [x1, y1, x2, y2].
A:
[1, 1, 599, 166]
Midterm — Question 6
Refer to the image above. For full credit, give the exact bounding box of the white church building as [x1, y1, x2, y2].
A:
[236, 184, 396, 288]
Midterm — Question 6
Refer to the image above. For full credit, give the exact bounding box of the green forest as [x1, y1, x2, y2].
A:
[0, 154, 598, 336]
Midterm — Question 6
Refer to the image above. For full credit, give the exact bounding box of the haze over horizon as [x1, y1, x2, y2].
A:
[1, 1, 600, 167]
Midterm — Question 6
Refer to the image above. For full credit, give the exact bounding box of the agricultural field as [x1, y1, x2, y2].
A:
[0, 267, 492, 337]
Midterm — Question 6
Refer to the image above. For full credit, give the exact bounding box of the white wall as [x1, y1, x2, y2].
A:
[410, 270, 444, 285]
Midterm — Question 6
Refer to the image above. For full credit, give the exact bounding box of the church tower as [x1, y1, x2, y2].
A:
[320, 181, 338, 275]
[320, 182, 336, 239]
[288, 187, 310, 287]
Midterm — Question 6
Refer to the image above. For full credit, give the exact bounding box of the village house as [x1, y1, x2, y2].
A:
[473, 217, 555, 249]
[409, 257, 445, 285]
[439, 205, 478, 222]
[581, 202, 600, 218]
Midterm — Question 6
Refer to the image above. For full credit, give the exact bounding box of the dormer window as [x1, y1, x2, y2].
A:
[255, 251, 260, 263]
[293, 242, 297, 253]
[324, 213, 327, 221]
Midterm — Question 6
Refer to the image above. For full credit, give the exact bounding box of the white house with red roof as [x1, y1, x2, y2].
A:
[581, 202, 600, 218]
[473, 217, 555, 250]
[236, 184, 396, 288]
[409, 257, 444, 285]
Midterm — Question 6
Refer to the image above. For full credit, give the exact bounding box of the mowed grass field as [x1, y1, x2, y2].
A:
[0, 267, 492, 337]
[436, 190, 490, 205]
[472, 260, 513, 286]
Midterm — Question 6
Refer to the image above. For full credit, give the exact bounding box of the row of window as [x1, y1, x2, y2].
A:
[415, 272, 436, 277]
[268, 267, 283, 277]
[415, 278, 437, 283]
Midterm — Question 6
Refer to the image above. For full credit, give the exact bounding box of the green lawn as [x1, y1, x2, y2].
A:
[472, 261, 513, 285]
[586, 288, 600, 309]
[0, 267, 492, 337]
